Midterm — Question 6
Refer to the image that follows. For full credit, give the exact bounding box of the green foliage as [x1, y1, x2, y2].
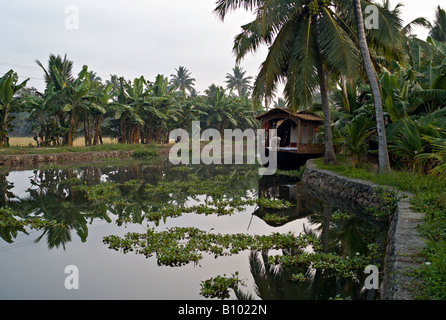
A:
[103, 226, 318, 267]
[333, 116, 375, 167]
[0, 207, 62, 231]
[269, 243, 381, 279]
[274, 167, 305, 179]
[225, 66, 252, 97]
[0, 70, 29, 147]
[257, 198, 294, 210]
[8, 52, 259, 148]
[332, 209, 354, 222]
[291, 273, 307, 283]
[414, 241, 446, 299]
[364, 186, 399, 222]
[200, 273, 243, 299]
[263, 213, 290, 224]
[74, 182, 120, 202]
[315, 158, 446, 299]
[132, 149, 159, 158]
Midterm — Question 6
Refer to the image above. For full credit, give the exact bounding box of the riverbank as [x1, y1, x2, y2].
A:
[303, 158, 446, 300]
[0, 143, 171, 167]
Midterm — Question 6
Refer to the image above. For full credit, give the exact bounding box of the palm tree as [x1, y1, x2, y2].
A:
[429, 6, 446, 42]
[35, 54, 80, 145]
[35, 54, 74, 91]
[352, 0, 393, 173]
[422, 138, 446, 177]
[225, 66, 253, 97]
[333, 115, 375, 167]
[170, 66, 196, 97]
[387, 108, 446, 173]
[51, 65, 91, 146]
[215, 0, 363, 165]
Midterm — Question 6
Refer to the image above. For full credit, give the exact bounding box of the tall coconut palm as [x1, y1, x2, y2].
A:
[51, 65, 91, 146]
[225, 66, 253, 97]
[35, 54, 74, 91]
[352, 0, 394, 173]
[215, 0, 363, 165]
[170, 66, 196, 97]
[429, 6, 446, 42]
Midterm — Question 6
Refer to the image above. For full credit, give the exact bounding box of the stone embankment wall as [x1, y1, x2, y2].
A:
[301, 159, 426, 300]
[0, 151, 134, 167]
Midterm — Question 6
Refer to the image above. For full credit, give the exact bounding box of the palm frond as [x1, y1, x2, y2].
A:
[284, 16, 320, 111]
[319, 7, 361, 78]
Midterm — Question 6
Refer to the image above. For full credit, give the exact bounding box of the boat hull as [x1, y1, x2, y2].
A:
[265, 149, 323, 169]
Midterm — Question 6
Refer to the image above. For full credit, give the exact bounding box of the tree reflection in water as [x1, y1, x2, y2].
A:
[0, 159, 387, 300]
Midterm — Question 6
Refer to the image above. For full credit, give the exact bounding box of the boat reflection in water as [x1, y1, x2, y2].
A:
[246, 172, 387, 300]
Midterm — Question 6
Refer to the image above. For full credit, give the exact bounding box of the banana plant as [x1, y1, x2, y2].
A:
[84, 83, 114, 145]
[0, 70, 29, 147]
[51, 65, 91, 146]
[27, 82, 61, 146]
[114, 76, 150, 144]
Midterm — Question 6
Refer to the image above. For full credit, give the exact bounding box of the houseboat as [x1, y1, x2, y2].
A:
[255, 108, 325, 169]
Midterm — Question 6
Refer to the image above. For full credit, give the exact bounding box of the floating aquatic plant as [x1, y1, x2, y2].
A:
[200, 272, 244, 300]
[263, 213, 290, 224]
[0, 207, 62, 230]
[257, 198, 295, 210]
[103, 227, 318, 267]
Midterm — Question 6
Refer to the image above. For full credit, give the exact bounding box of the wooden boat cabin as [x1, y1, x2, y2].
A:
[255, 108, 325, 168]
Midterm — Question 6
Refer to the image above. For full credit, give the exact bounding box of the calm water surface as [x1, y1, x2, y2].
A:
[0, 158, 387, 300]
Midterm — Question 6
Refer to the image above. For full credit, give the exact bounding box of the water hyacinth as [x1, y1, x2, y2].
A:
[0, 207, 63, 231]
[200, 273, 243, 300]
[103, 227, 319, 267]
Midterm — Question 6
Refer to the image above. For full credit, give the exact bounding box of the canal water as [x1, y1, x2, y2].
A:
[0, 157, 387, 300]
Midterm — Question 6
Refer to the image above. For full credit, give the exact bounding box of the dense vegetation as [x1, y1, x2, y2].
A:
[1, 0, 445, 299]
[315, 157, 446, 299]
[1, 59, 258, 148]
[213, 0, 446, 177]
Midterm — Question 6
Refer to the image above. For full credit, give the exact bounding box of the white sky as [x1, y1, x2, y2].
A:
[0, 0, 443, 96]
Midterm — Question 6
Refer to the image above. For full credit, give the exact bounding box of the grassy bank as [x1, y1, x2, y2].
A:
[7, 137, 118, 147]
[313, 157, 446, 300]
[0, 139, 169, 156]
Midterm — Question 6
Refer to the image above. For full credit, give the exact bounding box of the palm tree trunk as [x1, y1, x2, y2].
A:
[353, 0, 391, 173]
[318, 67, 337, 165]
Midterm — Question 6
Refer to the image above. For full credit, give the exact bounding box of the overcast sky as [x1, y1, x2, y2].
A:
[0, 0, 443, 97]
